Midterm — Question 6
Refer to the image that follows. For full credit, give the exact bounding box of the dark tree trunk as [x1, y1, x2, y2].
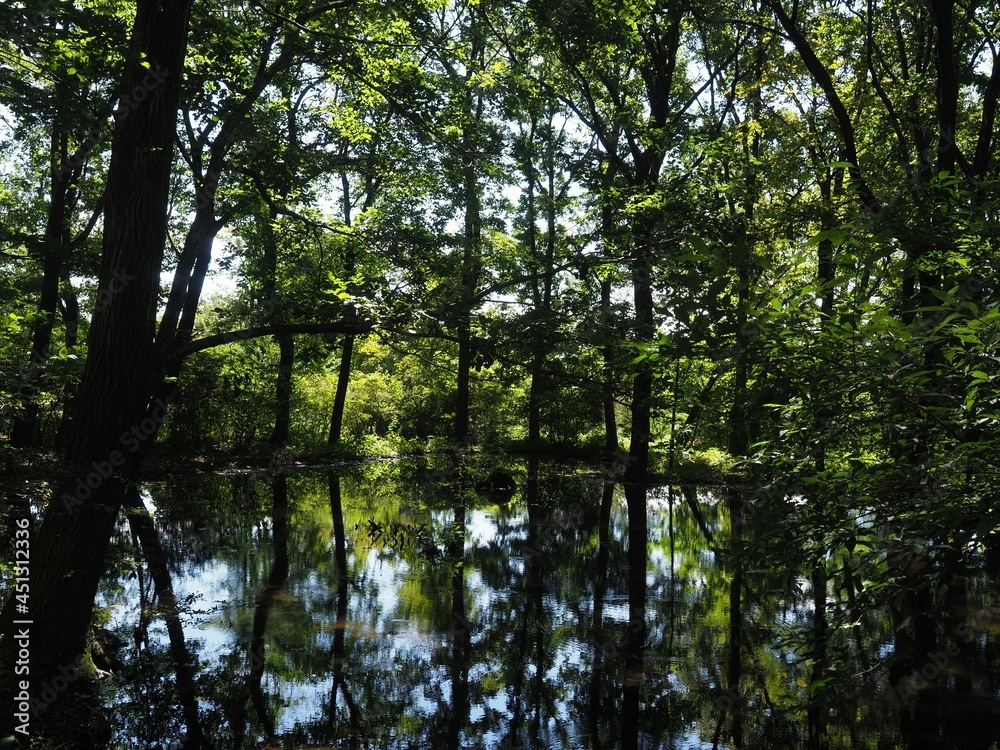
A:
[59, 267, 80, 349]
[521, 118, 544, 448]
[527, 133, 558, 448]
[269, 333, 294, 446]
[527, 348, 544, 447]
[601, 275, 618, 454]
[455, 147, 481, 445]
[328, 336, 355, 446]
[454, 24, 484, 447]
[159, 211, 223, 352]
[329, 171, 358, 448]
[626, 240, 655, 479]
[600, 182, 619, 455]
[0, 0, 193, 711]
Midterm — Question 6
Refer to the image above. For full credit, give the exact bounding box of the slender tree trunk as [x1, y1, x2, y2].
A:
[256, 207, 293, 447]
[455, 161, 481, 446]
[59, 267, 80, 349]
[527, 128, 558, 448]
[329, 171, 358, 447]
[601, 275, 618, 454]
[53, 268, 82, 448]
[455, 148, 481, 445]
[600, 188, 619, 455]
[328, 336, 354, 446]
[0, 0, 193, 709]
[453, 19, 484, 447]
[521, 119, 544, 447]
[626, 237, 655, 479]
[727, 263, 750, 457]
[269, 333, 294, 446]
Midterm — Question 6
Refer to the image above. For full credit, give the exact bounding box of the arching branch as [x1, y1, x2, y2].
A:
[172, 321, 373, 361]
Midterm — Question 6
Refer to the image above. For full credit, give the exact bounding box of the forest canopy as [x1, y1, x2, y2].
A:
[0, 0, 997, 483]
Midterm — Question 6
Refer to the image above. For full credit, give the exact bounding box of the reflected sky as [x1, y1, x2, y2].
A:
[89, 460, 1000, 749]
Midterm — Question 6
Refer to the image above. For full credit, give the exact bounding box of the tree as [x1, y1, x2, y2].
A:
[525, 0, 705, 476]
[1, 0, 196, 712]
[1, 0, 123, 446]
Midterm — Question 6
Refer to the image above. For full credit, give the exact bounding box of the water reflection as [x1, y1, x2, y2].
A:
[622, 481, 646, 750]
[77, 459, 1000, 748]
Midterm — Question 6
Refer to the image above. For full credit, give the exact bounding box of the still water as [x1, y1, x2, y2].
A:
[90, 458, 999, 749]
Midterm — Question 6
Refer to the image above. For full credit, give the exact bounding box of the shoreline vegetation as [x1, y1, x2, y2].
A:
[0, 441, 744, 487]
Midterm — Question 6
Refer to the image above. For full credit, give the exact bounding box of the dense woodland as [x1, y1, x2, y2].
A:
[1, 0, 1000, 746]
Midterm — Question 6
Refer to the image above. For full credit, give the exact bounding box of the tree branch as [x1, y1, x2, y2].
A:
[767, 0, 882, 214]
[172, 321, 372, 361]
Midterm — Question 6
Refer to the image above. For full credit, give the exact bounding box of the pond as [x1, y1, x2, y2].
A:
[41, 457, 1000, 747]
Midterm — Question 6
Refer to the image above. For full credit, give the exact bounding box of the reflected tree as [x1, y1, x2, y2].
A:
[124, 489, 209, 749]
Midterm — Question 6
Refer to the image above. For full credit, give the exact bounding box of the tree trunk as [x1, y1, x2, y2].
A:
[455, 162, 481, 445]
[453, 21, 484, 447]
[269, 332, 294, 446]
[328, 336, 355, 447]
[0, 0, 193, 709]
[626, 240, 655, 479]
[329, 171, 358, 448]
[600, 179, 619, 455]
[527, 347, 545, 447]
[601, 275, 618, 454]
[526, 129, 558, 448]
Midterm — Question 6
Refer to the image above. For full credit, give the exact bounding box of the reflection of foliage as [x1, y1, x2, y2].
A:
[363, 517, 457, 562]
[93, 459, 1000, 749]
